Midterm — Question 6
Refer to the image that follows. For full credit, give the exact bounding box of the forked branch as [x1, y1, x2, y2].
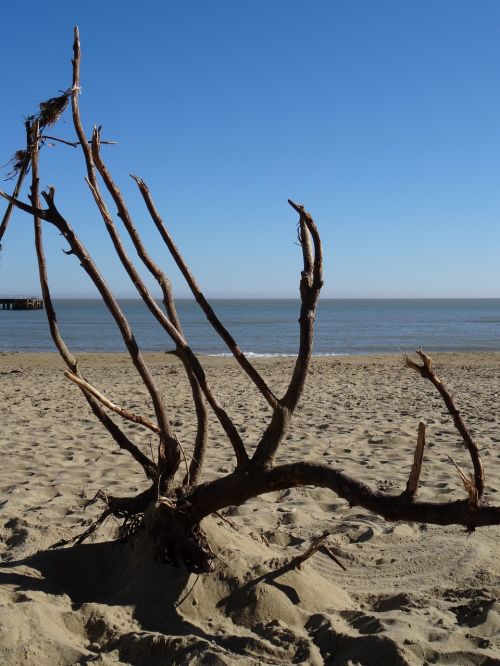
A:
[405, 349, 484, 501]
[252, 200, 323, 468]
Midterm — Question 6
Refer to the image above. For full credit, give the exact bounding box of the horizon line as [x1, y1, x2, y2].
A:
[5, 295, 499, 301]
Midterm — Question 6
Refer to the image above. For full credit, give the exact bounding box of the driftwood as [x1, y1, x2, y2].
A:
[1, 27, 499, 573]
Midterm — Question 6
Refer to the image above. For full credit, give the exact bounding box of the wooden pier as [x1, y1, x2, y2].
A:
[1, 298, 43, 311]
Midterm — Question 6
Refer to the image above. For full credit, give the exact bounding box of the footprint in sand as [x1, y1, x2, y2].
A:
[4, 517, 29, 548]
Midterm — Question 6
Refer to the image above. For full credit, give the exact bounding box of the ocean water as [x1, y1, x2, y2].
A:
[0, 299, 499, 355]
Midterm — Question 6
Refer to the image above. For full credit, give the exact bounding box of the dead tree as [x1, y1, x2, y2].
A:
[2, 28, 500, 573]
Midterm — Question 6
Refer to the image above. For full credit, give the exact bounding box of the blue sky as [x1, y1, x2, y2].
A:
[1, 1, 499, 298]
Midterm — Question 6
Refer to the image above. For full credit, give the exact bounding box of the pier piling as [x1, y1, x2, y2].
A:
[1, 298, 43, 310]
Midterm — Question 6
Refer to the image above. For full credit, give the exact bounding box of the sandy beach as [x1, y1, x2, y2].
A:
[1, 351, 499, 665]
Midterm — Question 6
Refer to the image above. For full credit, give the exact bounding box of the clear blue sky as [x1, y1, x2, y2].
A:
[1, 1, 499, 298]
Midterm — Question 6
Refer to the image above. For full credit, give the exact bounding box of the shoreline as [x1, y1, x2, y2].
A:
[2, 348, 500, 367]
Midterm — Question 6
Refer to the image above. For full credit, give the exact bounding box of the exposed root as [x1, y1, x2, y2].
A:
[119, 512, 145, 540]
[50, 507, 111, 549]
[151, 499, 216, 573]
[49, 486, 216, 574]
[50, 488, 151, 549]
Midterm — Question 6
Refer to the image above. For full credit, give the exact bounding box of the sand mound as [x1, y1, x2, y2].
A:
[0, 517, 352, 665]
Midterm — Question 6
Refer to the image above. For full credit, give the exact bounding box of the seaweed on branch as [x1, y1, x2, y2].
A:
[38, 89, 72, 128]
[2, 150, 30, 181]
[2, 88, 73, 180]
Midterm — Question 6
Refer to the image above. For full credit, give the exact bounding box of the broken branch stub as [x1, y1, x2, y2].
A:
[405, 422, 426, 500]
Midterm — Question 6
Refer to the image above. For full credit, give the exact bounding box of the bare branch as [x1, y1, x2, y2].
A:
[73, 47, 237, 471]
[68, 28, 184, 489]
[91, 129, 182, 328]
[405, 349, 484, 500]
[51, 507, 111, 548]
[132, 175, 278, 410]
[0, 190, 48, 219]
[50, 485, 156, 548]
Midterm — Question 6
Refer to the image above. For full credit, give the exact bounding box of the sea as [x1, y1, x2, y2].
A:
[0, 299, 499, 356]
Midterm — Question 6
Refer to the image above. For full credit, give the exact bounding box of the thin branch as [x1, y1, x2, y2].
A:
[27, 122, 157, 482]
[174, 433, 191, 486]
[41, 134, 117, 148]
[50, 485, 156, 548]
[92, 129, 183, 332]
[63, 400, 184, 502]
[0, 190, 47, 218]
[322, 544, 347, 571]
[30, 122, 78, 373]
[405, 422, 426, 499]
[244, 531, 345, 591]
[288, 199, 323, 291]
[405, 349, 484, 500]
[132, 175, 278, 410]
[64, 370, 161, 434]
[0, 123, 31, 246]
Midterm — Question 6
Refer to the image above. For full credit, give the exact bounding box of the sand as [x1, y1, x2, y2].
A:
[0, 350, 499, 665]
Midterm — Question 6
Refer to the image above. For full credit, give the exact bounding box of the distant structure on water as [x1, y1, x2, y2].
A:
[1, 298, 43, 311]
